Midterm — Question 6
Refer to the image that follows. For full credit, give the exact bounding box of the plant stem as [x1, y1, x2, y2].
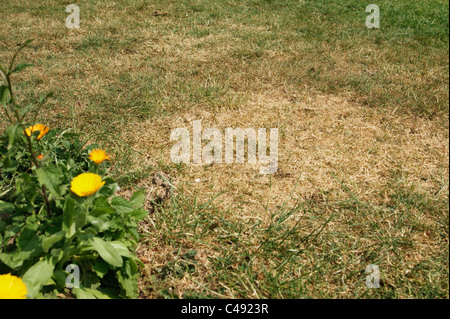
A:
[42, 185, 51, 216]
[5, 72, 21, 124]
[6, 68, 52, 216]
[0, 64, 15, 124]
[24, 132, 52, 216]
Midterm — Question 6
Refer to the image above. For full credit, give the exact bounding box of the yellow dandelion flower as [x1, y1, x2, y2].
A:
[24, 124, 50, 140]
[89, 148, 110, 164]
[70, 173, 105, 197]
[0, 274, 28, 299]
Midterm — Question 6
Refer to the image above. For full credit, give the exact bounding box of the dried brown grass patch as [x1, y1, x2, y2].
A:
[126, 90, 449, 217]
[119, 89, 448, 298]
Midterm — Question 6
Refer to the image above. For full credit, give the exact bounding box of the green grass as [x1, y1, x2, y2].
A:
[1, 0, 448, 122]
[1, 0, 449, 299]
[140, 172, 448, 299]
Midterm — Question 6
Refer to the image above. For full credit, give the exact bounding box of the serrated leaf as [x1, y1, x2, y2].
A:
[129, 189, 145, 209]
[129, 208, 149, 221]
[90, 195, 115, 217]
[110, 196, 134, 215]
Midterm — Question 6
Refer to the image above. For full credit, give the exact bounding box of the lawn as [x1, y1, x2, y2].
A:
[0, 0, 448, 298]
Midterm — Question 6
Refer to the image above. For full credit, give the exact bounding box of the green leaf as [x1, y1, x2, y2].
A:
[73, 287, 97, 299]
[91, 195, 114, 215]
[98, 177, 119, 196]
[1, 225, 21, 248]
[36, 166, 66, 198]
[129, 208, 149, 221]
[93, 194, 111, 207]
[110, 196, 135, 215]
[73, 286, 113, 299]
[0, 200, 15, 213]
[78, 228, 95, 242]
[1, 157, 19, 173]
[125, 227, 140, 243]
[90, 237, 123, 267]
[130, 189, 145, 209]
[87, 215, 113, 233]
[93, 260, 109, 278]
[22, 255, 57, 299]
[53, 269, 68, 289]
[19, 104, 34, 118]
[42, 231, 66, 253]
[117, 258, 139, 299]
[63, 197, 77, 238]
[84, 287, 114, 299]
[5, 125, 22, 149]
[10, 63, 34, 74]
[0, 249, 45, 270]
[110, 241, 134, 259]
[14, 173, 40, 208]
[0, 252, 23, 270]
[90, 195, 115, 218]
[17, 225, 42, 257]
[0, 85, 9, 106]
[90, 206, 115, 218]
[75, 211, 87, 229]
[38, 91, 53, 104]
